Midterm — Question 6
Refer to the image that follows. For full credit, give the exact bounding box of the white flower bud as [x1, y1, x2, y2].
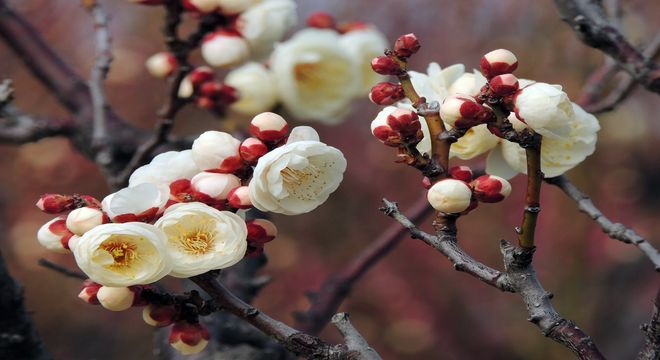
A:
[480, 49, 518, 78]
[37, 216, 73, 253]
[155, 203, 247, 277]
[183, 0, 218, 13]
[129, 150, 201, 188]
[102, 183, 169, 222]
[513, 82, 573, 139]
[72, 222, 172, 287]
[97, 286, 135, 312]
[249, 112, 289, 142]
[143, 305, 176, 327]
[286, 126, 320, 144]
[191, 131, 243, 173]
[217, 0, 261, 14]
[201, 31, 250, 68]
[169, 322, 210, 355]
[145, 52, 176, 78]
[78, 280, 101, 304]
[248, 140, 346, 215]
[66, 207, 105, 236]
[190, 172, 241, 200]
[427, 179, 473, 214]
[227, 186, 252, 209]
[225, 62, 279, 116]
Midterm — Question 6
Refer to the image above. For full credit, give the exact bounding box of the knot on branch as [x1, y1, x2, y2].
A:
[500, 240, 536, 270]
[416, 100, 440, 117]
[0, 79, 14, 109]
[608, 223, 633, 243]
[438, 128, 468, 144]
[379, 199, 399, 216]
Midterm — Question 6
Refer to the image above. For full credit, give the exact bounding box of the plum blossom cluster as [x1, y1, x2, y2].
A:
[140, 0, 387, 123]
[369, 35, 599, 216]
[35, 112, 346, 354]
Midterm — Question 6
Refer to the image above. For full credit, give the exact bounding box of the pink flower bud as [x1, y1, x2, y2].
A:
[369, 82, 405, 105]
[249, 112, 289, 143]
[489, 74, 519, 96]
[306, 11, 336, 29]
[201, 31, 249, 68]
[145, 52, 177, 78]
[393, 33, 420, 58]
[195, 96, 215, 110]
[440, 95, 492, 129]
[370, 56, 401, 75]
[169, 322, 210, 355]
[427, 179, 474, 214]
[387, 109, 421, 137]
[182, 0, 218, 13]
[227, 186, 252, 209]
[36, 193, 74, 214]
[246, 218, 277, 244]
[480, 49, 518, 79]
[143, 305, 176, 327]
[97, 286, 136, 312]
[191, 172, 241, 201]
[448, 166, 473, 182]
[239, 137, 268, 164]
[337, 21, 369, 33]
[78, 280, 101, 305]
[189, 67, 215, 88]
[66, 207, 106, 236]
[217, 84, 238, 105]
[37, 216, 74, 252]
[471, 175, 512, 203]
[422, 177, 432, 190]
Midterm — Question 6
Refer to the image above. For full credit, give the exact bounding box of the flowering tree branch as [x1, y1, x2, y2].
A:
[296, 196, 433, 335]
[553, 0, 660, 95]
[546, 175, 660, 271]
[380, 199, 606, 359]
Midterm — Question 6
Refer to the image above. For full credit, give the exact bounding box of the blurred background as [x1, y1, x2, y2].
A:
[1, 0, 659, 359]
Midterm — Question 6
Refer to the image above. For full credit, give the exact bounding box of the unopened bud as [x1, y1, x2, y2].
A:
[36, 193, 74, 214]
[227, 186, 252, 209]
[145, 52, 177, 78]
[143, 304, 176, 327]
[387, 108, 421, 137]
[427, 179, 474, 214]
[239, 137, 268, 164]
[249, 112, 289, 143]
[78, 280, 101, 305]
[448, 166, 473, 182]
[182, 0, 218, 13]
[471, 175, 512, 203]
[480, 49, 518, 79]
[37, 216, 73, 253]
[307, 11, 336, 29]
[369, 82, 405, 105]
[97, 286, 136, 312]
[422, 177, 433, 190]
[66, 207, 105, 236]
[371, 56, 401, 75]
[246, 218, 277, 244]
[169, 322, 210, 355]
[246, 243, 264, 258]
[489, 74, 519, 96]
[191, 172, 241, 201]
[201, 31, 249, 68]
[286, 126, 320, 144]
[371, 108, 401, 147]
[393, 33, 420, 58]
[440, 95, 492, 129]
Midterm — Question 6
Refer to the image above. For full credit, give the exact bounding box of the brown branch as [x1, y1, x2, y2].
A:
[637, 289, 660, 360]
[380, 199, 606, 360]
[37, 259, 86, 280]
[546, 175, 660, 271]
[518, 136, 543, 249]
[553, 0, 660, 95]
[296, 197, 433, 335]
[191, 272, 379, 360]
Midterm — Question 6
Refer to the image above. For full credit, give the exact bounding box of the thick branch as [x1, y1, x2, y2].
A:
[381, 199, 606, 359]
[331, 313, 382, 360]
[546, 175, 660, 271]
[637, 289, 660, 360]
[296, 197, 433, 335]
[553, 0, 660, 94]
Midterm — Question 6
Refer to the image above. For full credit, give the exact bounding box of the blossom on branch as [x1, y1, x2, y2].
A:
[102, 183, 169, 223]
[225, 62, 279, 116]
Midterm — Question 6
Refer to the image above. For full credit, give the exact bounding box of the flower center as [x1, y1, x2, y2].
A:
[294, 63, 319, 83]
[281, 164, 329, 201]
[99, 239, 138, 268]
[172, 218, 216, 256]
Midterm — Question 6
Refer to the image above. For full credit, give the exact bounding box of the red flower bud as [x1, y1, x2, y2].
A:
[143, 305, 176, 327]
[78, 280, 101, 305]
[471, 175, 512, 203]
[239, 137, 268, 164]
[227, 186, 252, 209]
[480, 49, 518, 79]
[370, 56, 401, 75]
[306, 11, 336, 29]
[246, 219, 277, 244]
[489, 74, 519, 96]
[169, 321, 210, 355]
[249, 112, 289, 143]
[36, 193, 74, 214]
[189, 67, 215, 88]
[369, 82, 405, 105]
[448, 166, 473, 182]
[387, 109, 421, 137]
[393, 33, 420, 58]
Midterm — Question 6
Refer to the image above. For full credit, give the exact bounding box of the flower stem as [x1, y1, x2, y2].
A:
[518, 143, 542, 249]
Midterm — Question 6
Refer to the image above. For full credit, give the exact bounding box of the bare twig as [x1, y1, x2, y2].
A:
[637, 289, 660, 360]
[296, 197, 433, 335]
[331, 313, 382, 360]
[553, 0, 660, 94]
[37, 258, 86, 281]
[380, 199, 606, 359]
[546, 175, 660, 271]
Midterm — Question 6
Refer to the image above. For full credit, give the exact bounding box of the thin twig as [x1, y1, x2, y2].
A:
[546, 175, 660, 271]
[37, 259, 87, 280]
[380, 199, 606, 359]
[296, 197, 433, 335]
[637, 289, 660, 360]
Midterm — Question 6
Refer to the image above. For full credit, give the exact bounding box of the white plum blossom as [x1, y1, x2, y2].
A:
[102, 183, 169, 222]
[201, 32, 250, 68]
[248, 140, 347, 215]
[66, 207, 105, 236]
[449, 124, 501, 160]
[271, 29, 359, 124]
[225, 62, 279, 116]
[154, 202, 248, 277]
[513, 82, 573, 139]
[237, 0, 297, 58]
[72, 222, 172, 287]
[190, 172, 241, 200]
[286, 126, 320, 144]
[129, 150, 200, 188]
[191, 131, 243, 173]
[96, 286, 135, 312]
[487, 103, 600, 178]
[339, 27, 389, 95]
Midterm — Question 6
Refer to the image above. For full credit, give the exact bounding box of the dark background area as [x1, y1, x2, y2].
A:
[0, 0, 659, 359]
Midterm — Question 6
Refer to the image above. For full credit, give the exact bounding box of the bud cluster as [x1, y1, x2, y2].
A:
[178, 66, 238, 112]
[367, 33, 420, 105]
